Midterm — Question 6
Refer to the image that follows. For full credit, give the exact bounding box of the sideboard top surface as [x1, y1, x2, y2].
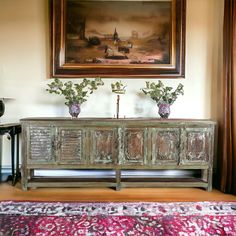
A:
[20, 117, 217, 125]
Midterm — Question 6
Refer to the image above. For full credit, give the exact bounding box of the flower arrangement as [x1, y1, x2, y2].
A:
[46, 77, 104, 106]
[141, 80, 184, 105]
[141, 80, 184, 118]
[46, 77, 104, 118]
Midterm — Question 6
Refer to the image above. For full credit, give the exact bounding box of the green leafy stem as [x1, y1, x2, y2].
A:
[46, 77, 104, 106]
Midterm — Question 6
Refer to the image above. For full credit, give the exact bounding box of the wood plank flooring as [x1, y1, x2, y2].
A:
[0, 181, 235, 202]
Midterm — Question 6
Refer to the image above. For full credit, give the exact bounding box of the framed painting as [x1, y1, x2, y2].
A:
[50, 0, 186, 78]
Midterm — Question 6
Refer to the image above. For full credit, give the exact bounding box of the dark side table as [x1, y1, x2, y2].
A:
[0, 123, 21, 185]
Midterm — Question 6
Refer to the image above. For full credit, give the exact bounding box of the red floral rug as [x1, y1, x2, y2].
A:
[0, 201, 236, 235]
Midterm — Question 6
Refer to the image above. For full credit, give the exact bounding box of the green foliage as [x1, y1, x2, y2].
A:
[141, 80, 184, 105]
[111, 81, 126, 94]
[46, 78, 104, 106]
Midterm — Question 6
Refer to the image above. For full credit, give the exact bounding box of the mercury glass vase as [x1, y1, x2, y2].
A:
[158, 103, 170, 119]
[68, 103, 81, 118]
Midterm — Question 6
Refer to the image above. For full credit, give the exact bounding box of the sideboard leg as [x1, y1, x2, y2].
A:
[207, 168, 213, 191]
[116, 185, 121, 191]
[21, 178, 28, 191]
[15, 133, 20, 184]
[21, 167, 28, 191]
[116, 169, 121, 191]
[21, 176, 28, 191]
[22, 184, 28, 191]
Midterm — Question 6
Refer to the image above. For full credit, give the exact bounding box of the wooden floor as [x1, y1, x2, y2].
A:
[0, 181, 235, 202]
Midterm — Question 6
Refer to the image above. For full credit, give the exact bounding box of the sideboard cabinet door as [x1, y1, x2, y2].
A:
[120, 128, 148, 165]
[180, 127, 213, 165]
[151, 128, 180, 165]
[27, 125, 55, 164]
[57, 127, 86, 164]
[89, 128, 118, 164]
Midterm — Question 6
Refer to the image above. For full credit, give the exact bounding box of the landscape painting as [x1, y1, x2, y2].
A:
[65, 0, 171, 65]
[51, 0, 186, 78]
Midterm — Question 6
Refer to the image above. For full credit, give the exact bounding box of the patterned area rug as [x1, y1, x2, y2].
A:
[0, 201, 236, 235]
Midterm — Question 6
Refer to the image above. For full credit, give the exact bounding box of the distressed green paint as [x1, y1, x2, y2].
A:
[20, 118, 216, 191]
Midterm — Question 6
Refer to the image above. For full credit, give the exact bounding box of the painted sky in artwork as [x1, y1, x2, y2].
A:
[66, 0, 172, 65]
[67, 0, 171, 39]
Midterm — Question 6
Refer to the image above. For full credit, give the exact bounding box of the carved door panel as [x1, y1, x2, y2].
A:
[58, 127, 86, 164]
[180, 127, 213, 165]
[28, 125, 55, 164]
[89, 128, 118, 164]
[121, 128, 147, 165]
[151, 128, 180, 165]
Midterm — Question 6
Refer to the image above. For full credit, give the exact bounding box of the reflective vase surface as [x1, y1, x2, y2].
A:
[68, 103, 81, 118]
[158, 103, 170, 118]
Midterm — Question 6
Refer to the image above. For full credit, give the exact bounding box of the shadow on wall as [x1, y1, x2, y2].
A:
[134, 91, 157, 117]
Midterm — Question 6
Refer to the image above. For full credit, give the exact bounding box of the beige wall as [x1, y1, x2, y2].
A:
[0, 0, 223, 165]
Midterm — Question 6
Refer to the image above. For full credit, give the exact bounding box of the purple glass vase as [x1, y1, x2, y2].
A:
[68, 103, 81, 118]
[158, 103, 170, 118]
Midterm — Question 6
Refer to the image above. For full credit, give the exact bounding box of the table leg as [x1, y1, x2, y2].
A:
[0, 136, 2, 182]
[0, 125, 21, 186]
[11, 131, 15, 186]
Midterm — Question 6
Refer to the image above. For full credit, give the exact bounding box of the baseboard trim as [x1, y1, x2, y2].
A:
[0, 166, 11, 182]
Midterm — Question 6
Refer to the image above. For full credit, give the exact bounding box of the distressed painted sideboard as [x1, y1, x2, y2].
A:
[20, 118, 217, 191]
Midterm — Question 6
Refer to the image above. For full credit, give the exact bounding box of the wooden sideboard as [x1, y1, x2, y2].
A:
[20, 118, 217, 191]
